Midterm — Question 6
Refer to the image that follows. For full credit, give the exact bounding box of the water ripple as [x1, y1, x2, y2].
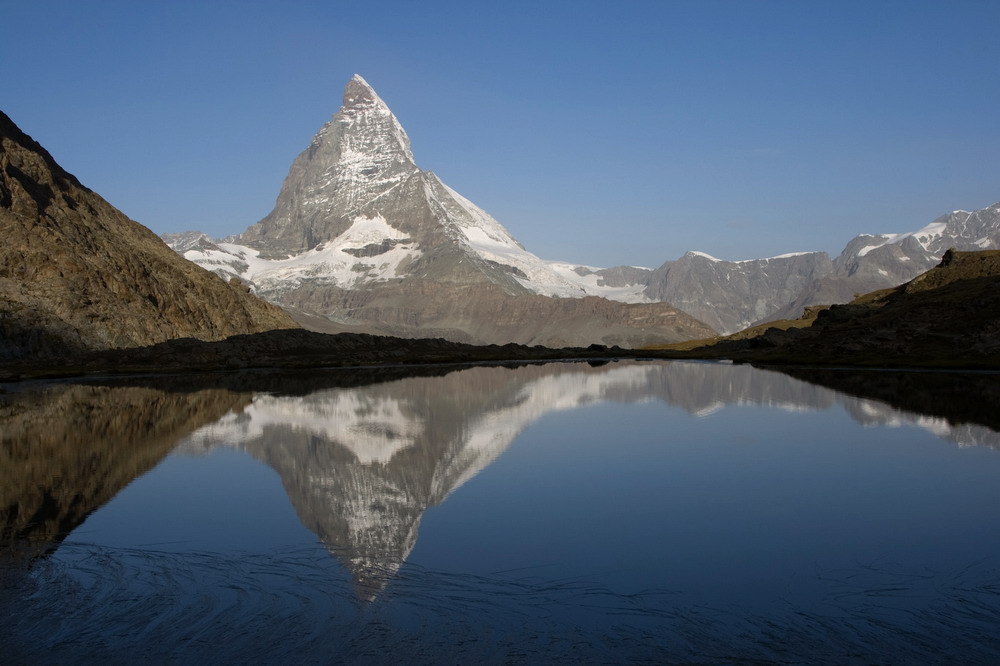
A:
[3, 543, 1000, 664]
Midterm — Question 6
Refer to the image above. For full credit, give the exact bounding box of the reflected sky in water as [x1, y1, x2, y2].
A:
[3, 360, 1000, 663]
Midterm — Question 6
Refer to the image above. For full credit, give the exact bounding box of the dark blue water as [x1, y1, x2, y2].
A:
[3, 361, 1000, 663]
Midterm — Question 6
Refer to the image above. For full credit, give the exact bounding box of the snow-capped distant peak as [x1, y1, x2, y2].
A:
[855, 219, 949, 257]
[769, 251, 812, 260]
[182, 214, 421, 291]
[686, 250, 721, 262]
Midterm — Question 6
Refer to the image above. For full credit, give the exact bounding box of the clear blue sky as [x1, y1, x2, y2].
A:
[4, 0, 999, 267]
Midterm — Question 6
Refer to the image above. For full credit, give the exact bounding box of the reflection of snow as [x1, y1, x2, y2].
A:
[189, 391, 423, 464]
[174, 360, 1000, 599]
[693, 401, 724, 418]
[851, 399, 977, 445]
[185, 362, 1000, 467]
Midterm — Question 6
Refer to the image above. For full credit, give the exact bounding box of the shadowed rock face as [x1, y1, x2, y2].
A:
[165, 76, 715, 348]
[0, 111, 298, 361]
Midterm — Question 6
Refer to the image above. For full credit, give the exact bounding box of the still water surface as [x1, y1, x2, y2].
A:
[3, 360, 1000, 663]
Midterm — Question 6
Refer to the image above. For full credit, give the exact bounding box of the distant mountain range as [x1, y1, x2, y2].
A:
[592, 200, 1000, 334]
[3, 73, 996, 357]
[699, 248, 1000, 368]
[165, 75, 1000, 341]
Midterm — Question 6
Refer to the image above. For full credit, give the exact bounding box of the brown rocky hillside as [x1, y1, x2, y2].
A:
[0, 111, 298, 360]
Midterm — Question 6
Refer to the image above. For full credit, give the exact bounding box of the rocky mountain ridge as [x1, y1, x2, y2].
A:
[764, 203, 1000, 323]
[575, 201, 1000, 334]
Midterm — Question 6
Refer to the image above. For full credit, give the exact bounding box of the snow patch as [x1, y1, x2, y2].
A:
[855, 220, 949, 257]
[199, 215, 420, 291]
[187, 390, 423, 465]
[422, 175, 650, 302]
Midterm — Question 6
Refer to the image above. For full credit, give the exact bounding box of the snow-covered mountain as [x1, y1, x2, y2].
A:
[164, 75, 1000, 340]
[163, 76, 708, 348]
[184, 76, 649, 302]
[536, 201, 1000, 335]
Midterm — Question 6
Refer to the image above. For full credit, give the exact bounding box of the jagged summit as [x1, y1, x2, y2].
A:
[236, 75, 418, 256]
[343, 74, 382, 109]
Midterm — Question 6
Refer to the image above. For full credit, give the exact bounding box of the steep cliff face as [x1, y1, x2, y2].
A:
[167, 76, 714, 347]
[0, 111, 298, 361]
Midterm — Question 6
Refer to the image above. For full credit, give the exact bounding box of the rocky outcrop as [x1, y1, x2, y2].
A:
[0, 111, 298, 361]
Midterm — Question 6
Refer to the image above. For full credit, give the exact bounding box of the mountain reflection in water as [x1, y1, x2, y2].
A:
[173, 361, 1000, 597]
[3, 361, 1000, 663]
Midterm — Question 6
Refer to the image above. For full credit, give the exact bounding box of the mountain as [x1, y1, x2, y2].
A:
[638, 250, 834, 334]
[165, 77, 1000, 340]
[703, 249, 1000, 368]
[164, 76, 714, 348]
[765, 203, 1000, 322]
[0, 111, 298, 361]
[574, 201, 1000, 335]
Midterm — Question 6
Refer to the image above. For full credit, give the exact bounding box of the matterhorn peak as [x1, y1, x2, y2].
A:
[169, 75, 716, 347]
[234, 75, 419, 255]
[343, 74, 381, 109]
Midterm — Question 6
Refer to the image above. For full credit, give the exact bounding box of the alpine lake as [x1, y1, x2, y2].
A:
[3, 359, 1000, 664]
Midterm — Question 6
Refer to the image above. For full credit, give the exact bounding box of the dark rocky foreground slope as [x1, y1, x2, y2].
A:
[0, 326, 665, 381]
[684, 249, 1000, 368]
[0, 111, 298, 361]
